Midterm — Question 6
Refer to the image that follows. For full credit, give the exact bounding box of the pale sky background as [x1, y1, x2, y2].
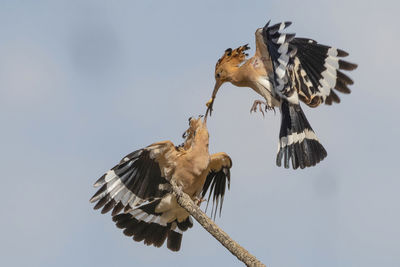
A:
[1, 1, 399, 266]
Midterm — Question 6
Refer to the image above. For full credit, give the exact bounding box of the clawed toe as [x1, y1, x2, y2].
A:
[265, 105, 276, 114]
[250, 100, 267, 117]
[195, 197, 206, 206]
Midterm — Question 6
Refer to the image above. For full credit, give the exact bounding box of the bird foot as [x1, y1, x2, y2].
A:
[250, 100, 276, 117]
[194, 197, 206, 206]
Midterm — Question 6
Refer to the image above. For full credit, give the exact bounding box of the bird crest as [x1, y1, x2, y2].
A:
[215, 44, 250, 71]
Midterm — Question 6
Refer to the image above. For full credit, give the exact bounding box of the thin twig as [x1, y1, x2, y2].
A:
[170, 180, 266, 267]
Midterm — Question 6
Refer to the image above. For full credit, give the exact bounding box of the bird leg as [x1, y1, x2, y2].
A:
[250, 100, 275, 117]
[250, 100, 266, 117]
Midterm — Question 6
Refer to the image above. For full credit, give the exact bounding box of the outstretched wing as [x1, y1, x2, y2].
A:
[90, 141, 181, 215]
[290, 38, 357, 107]
[262, 21, 357, 107]
[262, 21, 298, 103]
[201, 152, 232, 219]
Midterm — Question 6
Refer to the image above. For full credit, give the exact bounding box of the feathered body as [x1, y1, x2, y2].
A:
[90, 116, 232, 251]
[207, 21, 357, 169]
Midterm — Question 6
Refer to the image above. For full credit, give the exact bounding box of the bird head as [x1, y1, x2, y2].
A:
[205, 44, 250, 118]
[181, 115, 208, 150]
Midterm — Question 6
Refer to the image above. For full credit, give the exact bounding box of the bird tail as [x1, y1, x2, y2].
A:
[276, 101, 327, 169]
[112, 198, 193, 252]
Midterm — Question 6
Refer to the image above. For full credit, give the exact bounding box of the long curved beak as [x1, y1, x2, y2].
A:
[205, 80, 222, 120]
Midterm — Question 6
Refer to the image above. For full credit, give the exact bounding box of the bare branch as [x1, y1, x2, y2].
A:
[170, 180, 266, 267]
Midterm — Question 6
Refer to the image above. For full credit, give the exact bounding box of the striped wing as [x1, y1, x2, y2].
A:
[291, 38, 357, 107]
[201, 152, 232, 219]
[90, 141, 180, 216]
[112, 197, 193, 251]
[262, 21, 298, 103]
[262, 21, 357, 107]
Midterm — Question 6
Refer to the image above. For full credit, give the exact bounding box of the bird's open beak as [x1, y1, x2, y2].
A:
[205, 80, 222, 120]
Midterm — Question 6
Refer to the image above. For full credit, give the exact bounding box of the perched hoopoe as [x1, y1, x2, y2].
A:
[90, 116, 232, 251]
[206, 21, 357, 169]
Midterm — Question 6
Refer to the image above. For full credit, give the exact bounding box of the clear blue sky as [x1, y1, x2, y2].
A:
[1, 1, 399, 266]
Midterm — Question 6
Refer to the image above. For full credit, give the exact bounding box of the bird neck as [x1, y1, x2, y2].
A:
[191, 129, 209, 154]
[229, 63, 253, 88]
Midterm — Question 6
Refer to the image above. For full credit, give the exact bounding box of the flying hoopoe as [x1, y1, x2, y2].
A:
[205, 21, 357, 169]
[90, 116, 232, 251]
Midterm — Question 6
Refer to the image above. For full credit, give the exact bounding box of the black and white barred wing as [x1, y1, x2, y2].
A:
[291, 38, 357, 107]
[201, 152, 232, 219]
[262, 21, 357, 106]
[262, 21, 298, 103]
[90, 141, 192, 251]
[90, 141, 179, 215]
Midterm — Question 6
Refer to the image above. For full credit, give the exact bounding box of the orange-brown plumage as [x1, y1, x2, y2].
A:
[206, 21, 357, 169]
[90, 116, 232, 251]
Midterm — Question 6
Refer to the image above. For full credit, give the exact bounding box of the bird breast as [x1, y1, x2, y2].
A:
[173, 153, 210, 197]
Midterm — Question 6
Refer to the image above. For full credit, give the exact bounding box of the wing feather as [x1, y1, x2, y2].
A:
[201, 152, 232, 219]
[262, 21, 298, 103]
[291, 37, 357, 107]
[261, 21, 357, 107]
[90, 141, 181, 215]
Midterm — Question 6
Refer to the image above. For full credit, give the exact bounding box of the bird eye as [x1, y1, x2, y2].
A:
[216, 73, 220, 79]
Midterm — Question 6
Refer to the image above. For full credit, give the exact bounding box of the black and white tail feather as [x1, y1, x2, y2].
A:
[277, 101, 327, 168]
[263, 21, 357, 169]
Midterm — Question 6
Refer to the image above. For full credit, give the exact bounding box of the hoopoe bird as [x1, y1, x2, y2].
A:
[90, 116, 232, 251]
[206, 21, 357, 169]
